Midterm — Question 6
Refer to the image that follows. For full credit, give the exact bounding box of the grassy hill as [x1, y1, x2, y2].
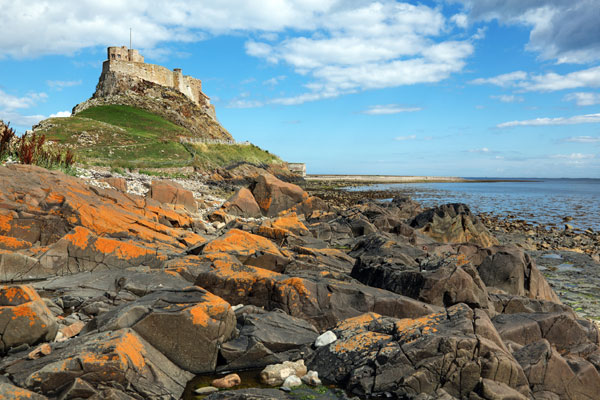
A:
[36, 104, 283, 170]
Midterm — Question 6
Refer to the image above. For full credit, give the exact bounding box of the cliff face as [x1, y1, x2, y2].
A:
[73, 69, 233, 141]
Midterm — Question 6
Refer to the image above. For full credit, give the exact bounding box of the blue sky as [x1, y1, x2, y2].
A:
[1, 0, 599, 177]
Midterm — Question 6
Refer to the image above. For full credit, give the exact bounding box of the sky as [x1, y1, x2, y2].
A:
[1, 0, 599, 178]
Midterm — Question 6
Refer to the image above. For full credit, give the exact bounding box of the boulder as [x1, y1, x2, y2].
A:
[410, 203, 498, 247]
[222, 187, 262, 218]
[212, 373, 241, 389]
[0, 381, 48, 399]
[308, 305, 529, 398]
[101, 177, 127, 192]
[256, 213, 310, 240]
[94, 287, 236, 373]
[200, 229, 290, 272]
[251, 173, 308, 217]
[514, 339, 600, 399]
[2, 328, 193, 399]
[149, 180, 197, 212]
[0, 285, 58, 353]
[193, 252, 439, 331]
[220, 310, 318, 370]
[478, 247, 560, 303]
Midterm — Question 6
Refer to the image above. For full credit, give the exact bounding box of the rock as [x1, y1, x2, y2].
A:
[514, 339, 600, 399]
[281, 375, 302, 389]
[212, 373, 242, 389]
[220, 310, 318, 370]
[490, 293, 573, 315]
[251, 173, 309, 217]
[301, 371, 322, 386]
[149, 180, 197, 212]
[195, 386, 219, 395]
[0, 382, 48, 399]
[222, 187, 262, 218]
[307, 305, 529, 398]
[257, 213, 310, 240]
[58, 321, 85, 341]
[565, 223, 574, 231]
[28, 343, 52, 359]
[478, 247, 560, 303]
[410, 203, 498, 247]
[200, 229, 290, 272]
[0, 285, 58, 353]
[193, 252, 439, 331]
[315, 331, 337, 347]
[477, 379, 528, 400]
[101, 177, 127, 192]
[93, 287, 236, 374]
[58, 377, 97, 399]
[202, 387, 352, 399]
[260, 360, 307, 386]
[2, 328, 193, 399]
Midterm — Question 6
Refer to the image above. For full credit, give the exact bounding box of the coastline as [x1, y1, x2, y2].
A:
[305, 174, 537, 184]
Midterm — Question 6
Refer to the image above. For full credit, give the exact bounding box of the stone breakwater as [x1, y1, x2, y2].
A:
[0, 164, 599, 399]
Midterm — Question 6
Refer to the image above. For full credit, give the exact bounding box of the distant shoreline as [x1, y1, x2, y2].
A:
[305, 175, 537, 184]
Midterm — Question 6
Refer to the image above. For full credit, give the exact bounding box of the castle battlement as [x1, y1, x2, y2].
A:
[102, 46, 210, 108]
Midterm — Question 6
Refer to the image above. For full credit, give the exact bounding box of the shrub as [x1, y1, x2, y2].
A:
[0, 122, 16, 160]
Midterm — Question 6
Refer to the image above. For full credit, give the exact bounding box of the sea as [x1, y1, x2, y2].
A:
[350, 178, 600, 231]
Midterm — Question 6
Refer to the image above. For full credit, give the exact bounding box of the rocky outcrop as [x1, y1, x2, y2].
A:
[410, 203, 499, 247]
[73, 70, 232, 141]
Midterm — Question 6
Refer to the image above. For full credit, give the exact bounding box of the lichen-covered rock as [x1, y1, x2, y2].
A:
[200, 229, 290, 272]
[410, 203, 498, 247]
[0, 285, 58, 353]
[256, 213, 310, 240]
[191, 252, 439, 331]
[94, 287, 236, 373]
[0, 381, 48, 399]
[3, 328, 193, 399]
[308, 304, 529, 398]
[251, 173, 308, 217]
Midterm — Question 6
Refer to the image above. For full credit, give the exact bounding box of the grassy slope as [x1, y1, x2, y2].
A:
[39, 104, 282, 169]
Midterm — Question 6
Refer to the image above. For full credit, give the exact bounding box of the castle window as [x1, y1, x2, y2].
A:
[111, 54, 115, 60]
[118, 54, 121, 59]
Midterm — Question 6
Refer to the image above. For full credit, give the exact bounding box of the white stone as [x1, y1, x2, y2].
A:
[194, 386, 218, 394]
[260, 360, 307, 386]
[231, 304, 244, 311]
[282, 375, 302, 389]
[301, 370, 321, 386]
[315, 330, 337, 347]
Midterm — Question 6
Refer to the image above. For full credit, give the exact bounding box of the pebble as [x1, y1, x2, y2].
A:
[301, 370, 322, 386]
[282, 375, 302, 389]
[194, 386, 218, 395]
[211, 373, 241, 389]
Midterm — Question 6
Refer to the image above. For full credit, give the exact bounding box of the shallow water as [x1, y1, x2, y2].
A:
[349, 178, 600, 231]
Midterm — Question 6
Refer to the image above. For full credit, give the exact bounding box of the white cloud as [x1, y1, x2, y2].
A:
[470, 71, 527, 87]
[362, 105, 422, 115]
[450, 13, 468, 28]
[47, 80, 82, 90]
[263, 75, 286, 86]
[468, 147, 491, 153]
[0, 90, 47, 110]
[564, 92, 600, 106]
[550, 153, 595, 160]
[454, 0, 600, 63]
[49, 110, 71, 118]
[490, 94, 523, 103]
[470, 66, 600, 92]
[564, 136, 600, 143]
[497, 113, 600, 128]
[394, 135, 417, 141]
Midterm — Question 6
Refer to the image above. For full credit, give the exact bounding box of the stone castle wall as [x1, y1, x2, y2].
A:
[102, 46, 210, 108]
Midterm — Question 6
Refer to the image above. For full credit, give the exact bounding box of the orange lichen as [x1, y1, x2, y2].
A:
[394, 311, 445, 341]
[0, 213, 13, 233]
[112, 332, 146, 370]
[94, 237, 152, 260]
[270, 213, 309, 233]
[188, 292, 229, 327]
[203, 229, 283, 257]
[278, 277, 311, 297]
[10, 303, 39, 326]
[333, 331, 391, 354]
[0, 235, 31, 250]
[63, 226, 91, 249]
[337, 313, 382, 331]
[0, 285, 39, 305]
[46, 192, 65, 204]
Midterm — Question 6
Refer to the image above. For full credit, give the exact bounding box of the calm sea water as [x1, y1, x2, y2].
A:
[350, 178, 600, 231]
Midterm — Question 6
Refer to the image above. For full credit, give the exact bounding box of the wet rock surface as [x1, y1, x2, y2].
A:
[0, 165, 598, 399]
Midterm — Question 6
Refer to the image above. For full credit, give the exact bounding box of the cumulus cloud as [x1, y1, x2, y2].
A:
[453, 0, 600, 63]
[468, 147, 491, 153]
[49, 110, 71, 118]
[0, 90, 47, 110]
[497, 113, 600, 128]
[362, 105, 422, 115]
[564, 92, 600, 106]
[471, 66, 600, 92]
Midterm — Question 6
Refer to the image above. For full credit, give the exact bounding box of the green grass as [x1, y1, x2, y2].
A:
[189, 142, 282, 169]
[36, 104, 282, 170]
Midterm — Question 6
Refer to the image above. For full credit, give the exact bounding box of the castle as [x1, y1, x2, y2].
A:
[103, 46, 211, 110]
